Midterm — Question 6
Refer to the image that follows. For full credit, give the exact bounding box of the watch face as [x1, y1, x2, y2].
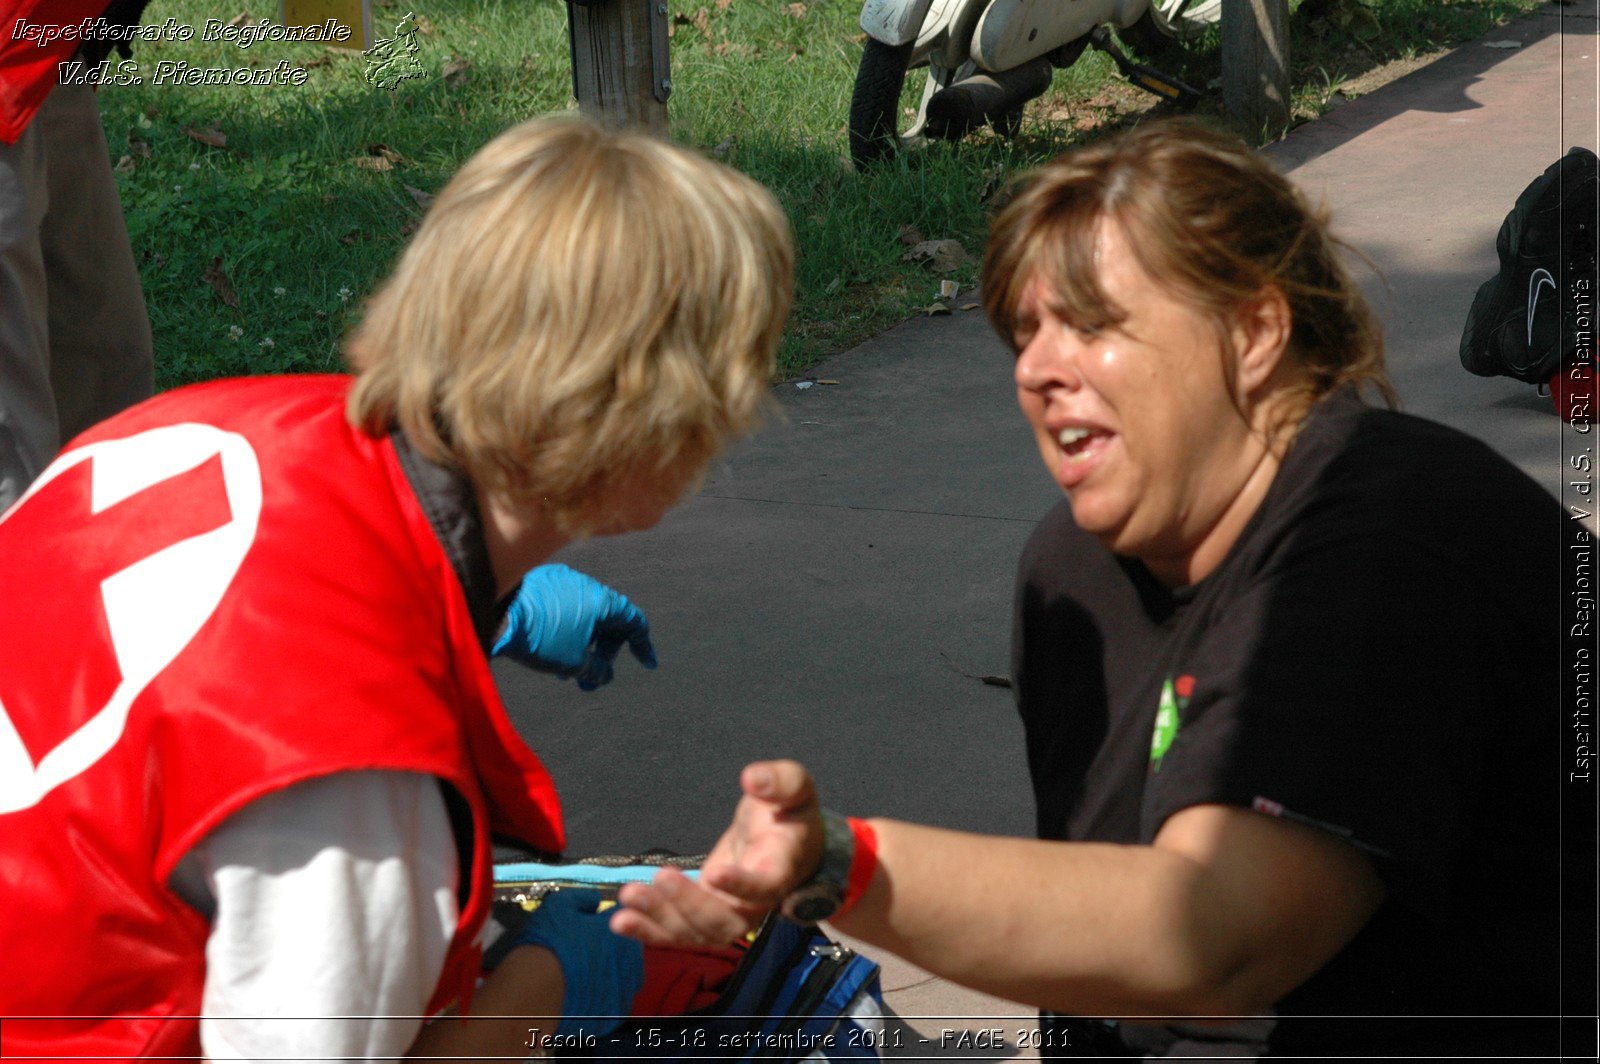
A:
[788, 890, 842, 924]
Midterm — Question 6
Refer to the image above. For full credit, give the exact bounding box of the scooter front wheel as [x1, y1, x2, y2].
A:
[849, 37, 915, 170]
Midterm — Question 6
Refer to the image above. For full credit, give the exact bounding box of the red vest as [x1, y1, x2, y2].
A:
[0, 375, 564, 1058]
[0, 0, 111, 143]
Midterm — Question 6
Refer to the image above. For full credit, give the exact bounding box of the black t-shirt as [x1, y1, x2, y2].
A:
[1012, 390, 1564, 1056]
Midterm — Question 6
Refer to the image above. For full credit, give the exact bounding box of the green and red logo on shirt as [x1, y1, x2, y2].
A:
[1149, 673, 1194, 772]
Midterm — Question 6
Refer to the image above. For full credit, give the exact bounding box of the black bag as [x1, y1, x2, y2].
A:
[1460, 147, 1598, 384]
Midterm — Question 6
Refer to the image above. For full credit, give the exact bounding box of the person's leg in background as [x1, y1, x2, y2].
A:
[39, 84, 153, 461]
[0, 85, 57, 511]
[0, 82, 153, 512]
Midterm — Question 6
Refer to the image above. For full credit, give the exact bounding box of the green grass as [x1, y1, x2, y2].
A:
[96, 0, 1547, 388]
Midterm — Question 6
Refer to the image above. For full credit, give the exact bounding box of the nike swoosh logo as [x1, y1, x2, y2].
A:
[1529, 267, 1556, 346]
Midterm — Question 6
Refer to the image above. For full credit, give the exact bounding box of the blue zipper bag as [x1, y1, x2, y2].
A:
[492, 858, 885, 1061]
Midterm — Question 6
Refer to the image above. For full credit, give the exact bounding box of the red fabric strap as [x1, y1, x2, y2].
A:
[836, 817, 879, 919]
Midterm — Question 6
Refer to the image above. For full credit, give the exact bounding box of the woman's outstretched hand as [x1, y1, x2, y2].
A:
[611, 761, 825, 948]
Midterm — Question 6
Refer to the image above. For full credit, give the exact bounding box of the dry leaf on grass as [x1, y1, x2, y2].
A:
[183, 124, 227, 149]
[895, 224, 924, 246]
[339, 230, 363, 246]
[225, 12, 252, 29]
[113, 155, 137, 174]
[977, 165, 1006, 203]
[669, 6, 709, 39]
[903, 238, 969, 273]
[785, 2, 807, 17]
[354, 144, 408, 171]
[442, 57, 472, 88]
[413, 13, 435, 35]
[202, 257, 238, 309]
[405, 185, 435, 210]
[924, 302, 952, 316]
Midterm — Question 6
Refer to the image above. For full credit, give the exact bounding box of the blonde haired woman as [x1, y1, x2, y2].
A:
[0, 118, 792, 1060]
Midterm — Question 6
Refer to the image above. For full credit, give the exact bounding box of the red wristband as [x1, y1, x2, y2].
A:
[835, 817, 878, 919]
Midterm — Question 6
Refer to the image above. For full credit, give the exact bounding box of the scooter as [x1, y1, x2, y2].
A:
[850, 0, 1220, 169]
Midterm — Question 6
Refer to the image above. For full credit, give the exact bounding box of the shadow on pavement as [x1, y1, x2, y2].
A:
[1270, 8, 1585, 171]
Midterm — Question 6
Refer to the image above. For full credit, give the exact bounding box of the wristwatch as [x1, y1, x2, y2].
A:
[780, 808, 855, 925]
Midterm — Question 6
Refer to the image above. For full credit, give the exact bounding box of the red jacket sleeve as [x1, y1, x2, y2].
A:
[0, 0, 115, 143]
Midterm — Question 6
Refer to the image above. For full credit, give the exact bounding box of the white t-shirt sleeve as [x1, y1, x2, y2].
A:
[169, 770, 460, 1062]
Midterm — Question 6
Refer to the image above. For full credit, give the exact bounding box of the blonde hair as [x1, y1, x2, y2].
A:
[984, 118, 1393, 411]
[347, 118, 794, 533]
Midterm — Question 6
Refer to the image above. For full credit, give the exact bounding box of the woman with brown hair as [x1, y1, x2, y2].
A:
[616, 118, 1565, 1057]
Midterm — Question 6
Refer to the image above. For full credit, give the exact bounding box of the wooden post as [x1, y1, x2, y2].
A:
[567, 0, 670, 135]
[1221, 0, 1290, 143]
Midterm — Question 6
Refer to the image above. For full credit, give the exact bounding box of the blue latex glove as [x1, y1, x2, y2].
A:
[493, 564, 657, 691]
[508, 888, 645, 1039]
